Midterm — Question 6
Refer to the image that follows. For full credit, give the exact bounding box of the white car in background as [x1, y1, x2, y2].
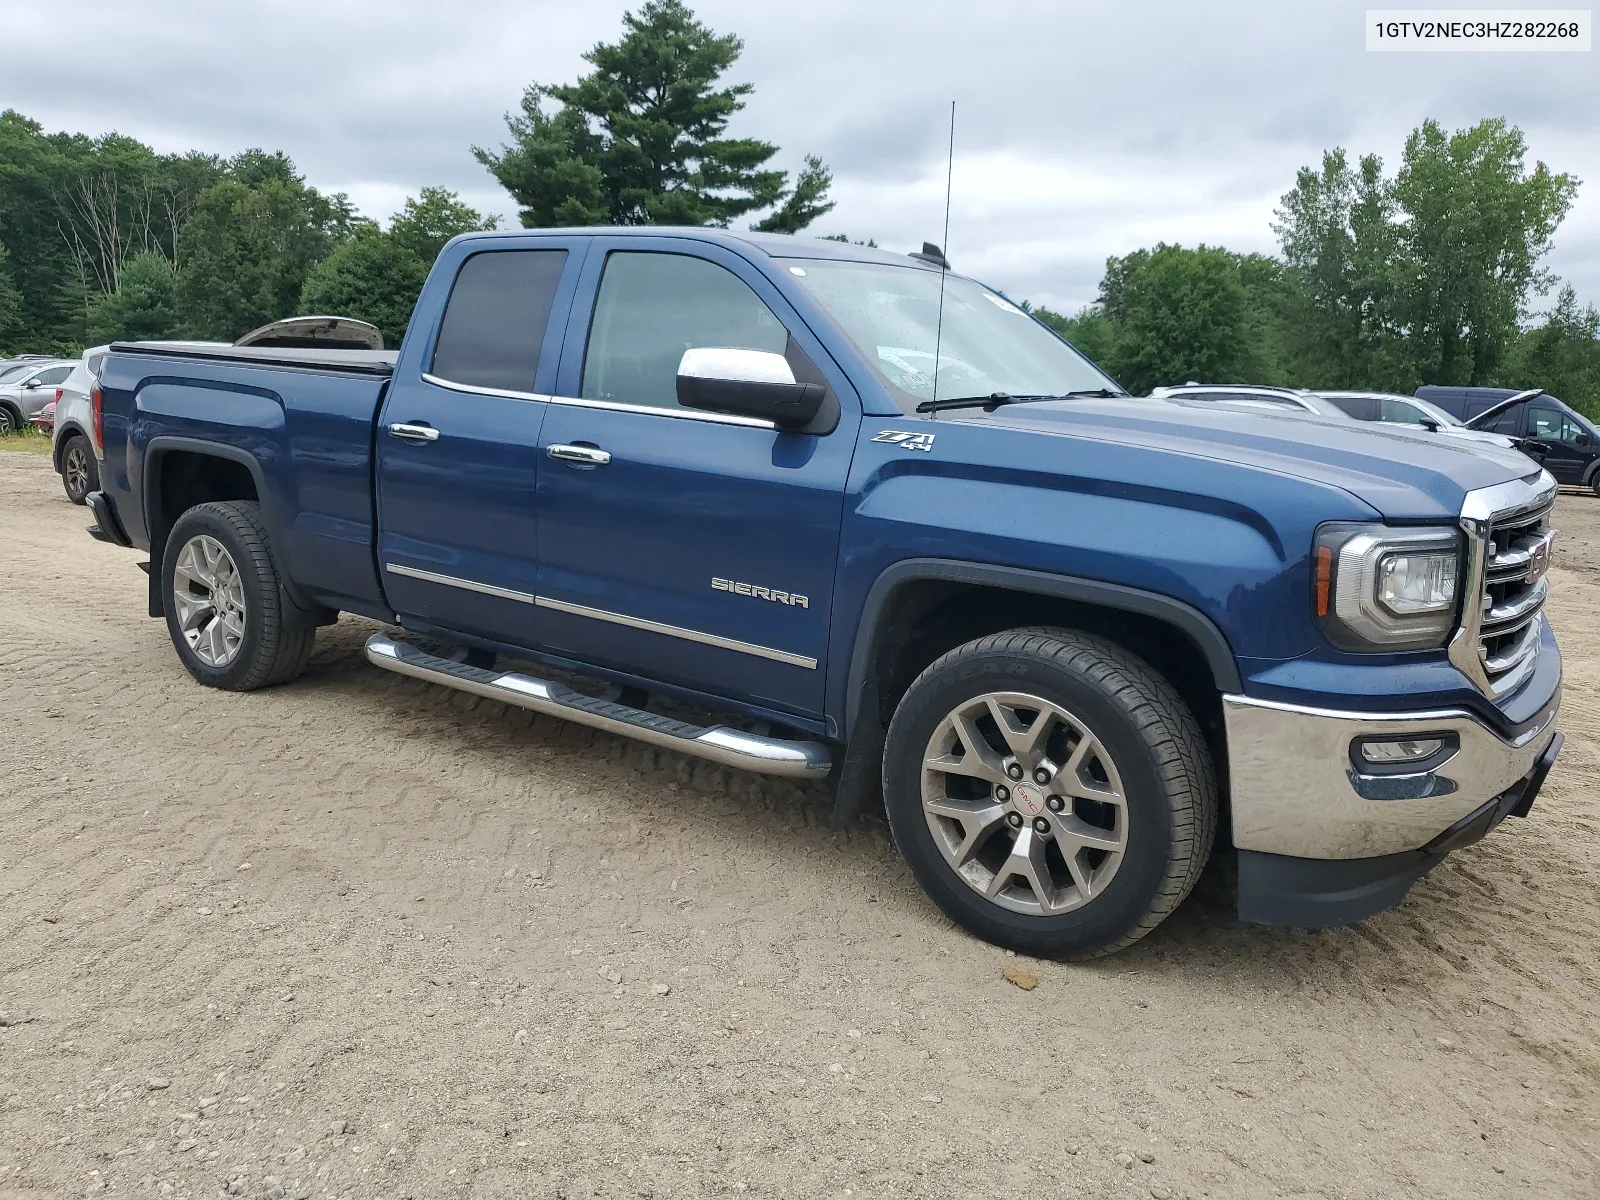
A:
[1315, 390, 1522, 453]
[52, 347, 110, 504]
[1149, 383, 1523, 456]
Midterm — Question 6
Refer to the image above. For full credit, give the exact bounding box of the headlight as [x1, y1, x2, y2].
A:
[1313, 524, 1461, 651]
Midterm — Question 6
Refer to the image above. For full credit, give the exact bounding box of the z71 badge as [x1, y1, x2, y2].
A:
[872, 430, 936, 452]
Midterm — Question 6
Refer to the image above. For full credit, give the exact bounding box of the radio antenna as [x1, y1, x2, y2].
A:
[929, 100, 955, 418]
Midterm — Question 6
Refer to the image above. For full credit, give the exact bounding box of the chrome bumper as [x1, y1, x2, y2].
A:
[1224, 687, 1560, 859]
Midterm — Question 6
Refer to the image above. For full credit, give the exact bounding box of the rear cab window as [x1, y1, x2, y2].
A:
[429, 250, 569, 394]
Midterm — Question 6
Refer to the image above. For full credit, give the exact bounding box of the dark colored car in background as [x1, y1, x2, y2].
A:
[1419, 387, 1600, 493]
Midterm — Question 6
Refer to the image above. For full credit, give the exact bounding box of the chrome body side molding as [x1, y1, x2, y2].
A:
[534, 595, 818, 670]
[383, 562, 537, 605]
[364, 633, 831, 778]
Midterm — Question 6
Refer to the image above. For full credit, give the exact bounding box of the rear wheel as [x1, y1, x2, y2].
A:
[883, 627, 1217, 959]
[161, 501, 315, 690]
[59, 435, 99, 504]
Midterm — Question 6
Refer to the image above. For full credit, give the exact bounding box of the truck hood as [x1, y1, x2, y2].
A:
[981, 395, 1539, 520]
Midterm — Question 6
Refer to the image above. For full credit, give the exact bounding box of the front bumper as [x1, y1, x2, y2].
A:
[1236, 730, 1562, 928]
[1223, 684, 1560, 860]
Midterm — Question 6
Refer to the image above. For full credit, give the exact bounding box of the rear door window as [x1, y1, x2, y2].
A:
[429, 249, 569, 394]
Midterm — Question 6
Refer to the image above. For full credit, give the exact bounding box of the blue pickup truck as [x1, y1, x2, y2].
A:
[87, 228, 1563, 958]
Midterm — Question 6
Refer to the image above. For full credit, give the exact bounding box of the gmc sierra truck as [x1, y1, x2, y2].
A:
[87, 228, 1563, 958]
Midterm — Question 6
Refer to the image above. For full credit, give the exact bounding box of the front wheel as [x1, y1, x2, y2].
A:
[0, 406, 17, 435]
[883, 627, 1217, 959]
[59, 434, 99, 504]
[161, 500, 315, 691]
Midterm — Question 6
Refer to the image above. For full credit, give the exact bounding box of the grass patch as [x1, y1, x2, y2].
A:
[0, 428, 55, 455]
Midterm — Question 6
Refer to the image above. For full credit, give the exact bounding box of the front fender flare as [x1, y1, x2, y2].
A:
[841, 558, 1242, 734]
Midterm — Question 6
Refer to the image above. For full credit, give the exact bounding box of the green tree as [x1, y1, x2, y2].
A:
[387, 186, 499, 262]
[1276, 119, 1578, 390]
[1103, 244, 1250, 393]
[298, 188, 497, 347]
[0, 242, 21, 344]
[298, 226, 425, 348]
[175, 170, 358, 340]
[1390, 118, 1578, 387]
[1029, 304, 1118, 371]
[475, 0, 832, 231]
[753, 155, 835, 233]
[85, 250, 179, 343]
[1501, 286, 1600, 419]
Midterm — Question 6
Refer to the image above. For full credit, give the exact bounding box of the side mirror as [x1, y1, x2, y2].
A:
[1418, 418, 1440, 432]
[676, 348, 825, 430]
[23, 379, 40, 390]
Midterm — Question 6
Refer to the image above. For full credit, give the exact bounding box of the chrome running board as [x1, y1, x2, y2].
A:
[364, 633, 832, 778]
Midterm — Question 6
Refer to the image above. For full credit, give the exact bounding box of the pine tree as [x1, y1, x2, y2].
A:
[474, 0, 832, 231]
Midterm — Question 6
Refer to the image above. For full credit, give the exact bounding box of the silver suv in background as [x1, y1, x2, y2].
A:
[53, 348, 109, 504]
[0, 359, 76, 434]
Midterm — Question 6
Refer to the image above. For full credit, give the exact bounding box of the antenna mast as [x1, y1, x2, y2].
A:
[929, 101, 955, 418]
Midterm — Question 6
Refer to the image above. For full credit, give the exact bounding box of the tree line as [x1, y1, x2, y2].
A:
[1033, 118, 1599, 417]
[1, 0, 1596, 418]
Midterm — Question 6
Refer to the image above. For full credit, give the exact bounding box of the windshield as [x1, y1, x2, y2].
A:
[1407, 396, 1463, 427]
[0, 364, 32, 383]
[789, 260, 1120, 410]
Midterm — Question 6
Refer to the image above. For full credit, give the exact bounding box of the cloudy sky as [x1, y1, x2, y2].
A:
[8, 0, 1599, 313]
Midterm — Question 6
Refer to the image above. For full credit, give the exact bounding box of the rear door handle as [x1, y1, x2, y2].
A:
[389, 422, 440, 442]
[547, 443, 611, 466]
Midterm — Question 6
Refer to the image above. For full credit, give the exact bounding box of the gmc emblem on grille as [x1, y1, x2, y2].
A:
[1527, 537, 1552, 586]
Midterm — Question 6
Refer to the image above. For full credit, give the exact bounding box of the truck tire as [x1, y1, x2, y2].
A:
[161, 500, 315, 691]
[59, 434, 99, 504]
[882, 627, 1217, 959]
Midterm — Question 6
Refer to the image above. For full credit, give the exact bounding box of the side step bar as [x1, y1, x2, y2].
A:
[365, 633, 832, 778]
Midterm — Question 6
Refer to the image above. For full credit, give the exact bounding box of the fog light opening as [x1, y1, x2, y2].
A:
[1360, 738, 1445, 765]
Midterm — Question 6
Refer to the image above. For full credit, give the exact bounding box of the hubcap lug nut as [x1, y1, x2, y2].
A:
[1046, 796, 1065, 812]
[995, 785, 1010, 802]
[1006, 763, 1024, 781]
[1032, 817, 1050, 834]
[1033, 768, 1051, 785]
[1006, 812, 1024, 829]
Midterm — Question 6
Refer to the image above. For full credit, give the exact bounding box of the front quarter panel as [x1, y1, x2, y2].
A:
[826, 413, 1383, 724]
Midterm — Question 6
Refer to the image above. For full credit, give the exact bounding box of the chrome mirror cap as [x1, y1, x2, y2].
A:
[677, 347, 795, 386]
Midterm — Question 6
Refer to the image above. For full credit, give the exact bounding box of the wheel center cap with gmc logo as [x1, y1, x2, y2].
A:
[1012, 783, 1045, 815]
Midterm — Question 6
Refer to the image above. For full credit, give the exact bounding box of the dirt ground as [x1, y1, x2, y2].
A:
[1, 449, 1596, 1200]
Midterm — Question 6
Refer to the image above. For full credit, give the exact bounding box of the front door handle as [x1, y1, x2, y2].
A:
[389, 422, 440, 442]
[548, 443, 612, 466]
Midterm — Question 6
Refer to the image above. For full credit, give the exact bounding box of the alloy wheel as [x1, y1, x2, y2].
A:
[64, 444, 90, 497]
[172, 534, 248, 667]
[921, 691, 1128, 916]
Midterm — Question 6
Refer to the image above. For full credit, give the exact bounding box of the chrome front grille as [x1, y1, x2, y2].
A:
[1480, 504, 1552, 684]
[1448, 472, 1558, 698]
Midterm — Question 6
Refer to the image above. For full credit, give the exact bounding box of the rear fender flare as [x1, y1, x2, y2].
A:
[142, 436, 324, 625]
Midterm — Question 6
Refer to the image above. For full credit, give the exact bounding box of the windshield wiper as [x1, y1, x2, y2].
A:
[914, 388, 1128, 414]
[914, 392, 1057, 414]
